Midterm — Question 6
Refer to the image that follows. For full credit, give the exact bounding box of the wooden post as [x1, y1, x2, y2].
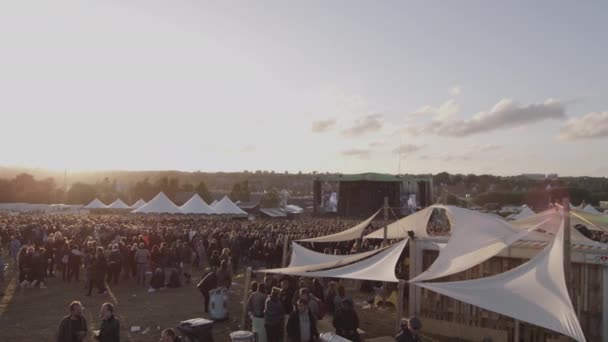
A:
[396, 279, 406, 333]
[563, 198, 571, 293]
[240, 267, 252, 329]
[282, 235, 289, 267]
[408, 238, 417, 316]
[603, 266, 608, 342]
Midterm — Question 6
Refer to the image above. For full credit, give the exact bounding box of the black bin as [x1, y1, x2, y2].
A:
[177, 318, 214, 342]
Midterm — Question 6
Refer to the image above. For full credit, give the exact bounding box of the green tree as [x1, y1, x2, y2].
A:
[195, 181, 213, 204]
[66, 182, 97, 204]
[261, 188, 280, 207]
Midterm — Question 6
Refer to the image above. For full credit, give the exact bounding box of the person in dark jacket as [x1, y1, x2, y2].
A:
[279, 278, 295, 315]
[286, 299, 319, 342]
[215, 260, 232, 289]
[395, 317, 422, 342]
[86, 247, 107, 296]
[106, 245, 122, 285]
[149, 268, 165, 292]
[333, 299, 360, 342]
[197, 268, 217, 313]
[56, 301, 87, 342]
[264, 287, 285, 342]
[95, 303, 120, 342]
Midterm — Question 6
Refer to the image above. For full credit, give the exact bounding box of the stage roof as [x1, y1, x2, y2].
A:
[314, 172, 431, 183]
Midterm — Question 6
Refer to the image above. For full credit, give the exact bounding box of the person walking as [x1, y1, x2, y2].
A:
[264, 287, 285, 342]
[286, 299, 319, 342]
[95, 303, 120, 342]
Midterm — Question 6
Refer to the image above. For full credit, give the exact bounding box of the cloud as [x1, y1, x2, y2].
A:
[341, 113, 384, 137]
[409, 99, 459, 121]
[426, 98, 566, 137]
[341, 148, 372, 159]
[559, 111, 608, 140]
[471, 143, 502, 153]
[449, 85, 462, 97]
[392, 144, 423, 155]
[239, 145, 255, 153]
[311, 118, 337, 133]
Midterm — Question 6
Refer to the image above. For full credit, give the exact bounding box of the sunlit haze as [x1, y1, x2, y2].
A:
[1, 0, 607, 176]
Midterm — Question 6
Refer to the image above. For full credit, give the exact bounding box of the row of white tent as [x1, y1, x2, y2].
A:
[84, 192, 248, 215]
[257, 204, 608, 341]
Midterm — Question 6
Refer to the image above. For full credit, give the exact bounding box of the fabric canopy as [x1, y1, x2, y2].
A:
[130, 199, 146, 209]
[416, 220, 586, 342]
[84, 198, 107, 209]
[411, 206, 543, 282]
[288, 242, 379, 267]
[260, 238, 408, 282]
[132, 192, 182, 214]
[285, 204, 304, 214]
[364, 206, 434, 239]
[213, 196, 248, 215]
[299, 209, 381, 243]
[108, 199, 130, 209]
[513, 206, 535, 220]
[180, 194, 216, 214]
[210, 200, 218, 207]
[514, 208, 608, 237]
[582, 204, 601, 215]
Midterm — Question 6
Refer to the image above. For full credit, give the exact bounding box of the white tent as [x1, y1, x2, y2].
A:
[364, 206, 434, 239]
[180, 194, 216, 215]
[108, 199, 130, 209]
[260, 238, 408, 282]
[583, 204, 601, 215]
[212, 196, 247, 215]
[416, 220, 586, 342]
[84, 198, 107, 209]
[288, 242, 380, 267]
[410, 206, 543, 282]
[130, 199, 147, 209]
[132, 192, 182, 214]
[298, 209, 381, 243]
[513, 205, 535, 220]
[210, 200, 219, 207]
[284, 204, 304, 214]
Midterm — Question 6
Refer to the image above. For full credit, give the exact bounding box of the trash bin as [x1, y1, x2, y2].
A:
[177, 318, 214, 342]
[230, 330, 254, 342]
[209, 288, 229, 320]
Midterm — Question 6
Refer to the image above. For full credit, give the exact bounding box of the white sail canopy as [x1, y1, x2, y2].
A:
[108, 199, 130, 209]
[416, 220, 586, 342]
[213, 196, 247, 215]
[132, 192, 182, 214]
[299, 209, 381, 242]
[411, 206, 543, 282]
[288, 242, 380, 267]
[84, 198, 107, 209]
[364, 206, 434, 239]
[180, 194, 216, 215]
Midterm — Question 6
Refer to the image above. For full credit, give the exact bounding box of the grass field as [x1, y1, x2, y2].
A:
[0, 261, 405, 342]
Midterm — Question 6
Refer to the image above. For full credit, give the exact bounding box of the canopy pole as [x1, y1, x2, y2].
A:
[282, 235, 289, 267]
[383, 197, 389, 245]
[603, 265, 608, 342]
[514, 320, 520, 342]
[563, 198, 571, 294]
[395, 279, 406, 333]
[408, 238, 419, 316]
[240, 267, 252, 329]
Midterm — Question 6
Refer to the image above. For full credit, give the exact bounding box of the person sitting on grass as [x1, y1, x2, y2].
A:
[166, 268, 182, 288]
[149, 268, 165, 292]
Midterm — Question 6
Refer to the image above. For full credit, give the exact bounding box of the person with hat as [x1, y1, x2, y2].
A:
[395, 316, 422, 342]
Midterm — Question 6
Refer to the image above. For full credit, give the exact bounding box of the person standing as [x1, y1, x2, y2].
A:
[264, 287, 285, 342]
[286, 299, 319, 342]
[56, 301, 87, 342]
[134, 243, 150, 287]
[95, 303, 120, 342]
[86, 247, 107, 296]
[197, 267, 217, 313]
[395, 317, 422, 342]
[333, 299, 360, 342]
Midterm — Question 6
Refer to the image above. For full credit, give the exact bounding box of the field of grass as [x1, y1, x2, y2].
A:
[0, 261, 407, 342]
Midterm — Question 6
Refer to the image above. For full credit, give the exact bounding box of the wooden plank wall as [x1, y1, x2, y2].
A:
[417, 250, 602, 341]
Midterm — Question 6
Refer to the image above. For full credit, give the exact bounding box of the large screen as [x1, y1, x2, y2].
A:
[320, 181, 339, 213]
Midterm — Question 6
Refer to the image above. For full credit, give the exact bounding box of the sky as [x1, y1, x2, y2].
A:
[1, 0, 607, 176]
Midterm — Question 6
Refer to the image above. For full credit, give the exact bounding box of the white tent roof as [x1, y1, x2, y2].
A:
[583, 204, 601, 215]
[260, 238, 408, 282]
[513, 206, 535, 220]
[130, 199, 147, 209]
[364, 206, 434, 239]
[210, 200, 219, 207]
[299, 209, 381, 243]
[285, 204, 304, 214]
[180, 194, 216, 215]
[212, 196, 247, 215]
[132, 192, 182, 214]
[410, 205, 543, 282]
[416, 220, 586, 342]
[288, 242, 380, 267]
[84, 198, 107, 209]
[108, 199, 130, 209]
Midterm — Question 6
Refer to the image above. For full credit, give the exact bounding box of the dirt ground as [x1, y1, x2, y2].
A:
[0, 261, 426, 342]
